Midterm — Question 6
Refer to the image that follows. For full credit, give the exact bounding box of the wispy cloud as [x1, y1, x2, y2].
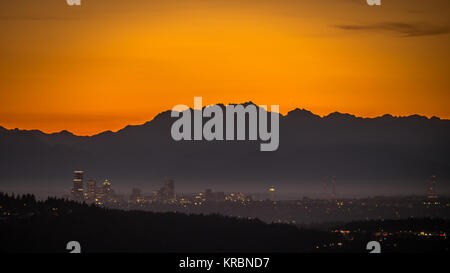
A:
[334, 22, 449, 37]
[0, 16, 83, 21]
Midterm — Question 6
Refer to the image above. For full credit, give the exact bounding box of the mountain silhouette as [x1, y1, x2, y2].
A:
[1, 104, 449, 196]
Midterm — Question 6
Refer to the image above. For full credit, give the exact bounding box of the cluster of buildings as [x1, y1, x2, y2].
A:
[69, 170, 258, 207]
[129, 186, 253, 207]
[70, 171, 114, 205]
[70, 170, 446, 224]
[129, 178, 176, 204]
[178, 190, 251, 206]
[70, 170, 179, 205]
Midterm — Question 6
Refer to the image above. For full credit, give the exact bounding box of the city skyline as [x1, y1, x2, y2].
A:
[62, 170, 449, 227]
[67, 169, 444, 203]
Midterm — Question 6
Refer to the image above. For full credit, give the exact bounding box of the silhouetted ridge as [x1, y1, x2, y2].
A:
[228, 101, 258, 107]
[92, 130, 114, 137]
[324, 112, 358, 120]
[379, 114, 395, 120]
[52, 130, 74, 136]
[286, 108, 320, 119]
[405, 114, 430, 120]
[0, 103, 449, 194]
[149, 110, 173, 123]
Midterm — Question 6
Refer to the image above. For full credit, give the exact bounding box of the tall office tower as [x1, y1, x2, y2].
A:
[427, 175, 438, 199]
[102, 179, 112, 197]
[204, 188, 213, 202]
[330, 176, 336, 201]
[155, 178, 175, 202]
[164, 178, 175, 201]
[71, 170, 84, 201]
[204, 189, 225, 202]
[130, 188, 143, 203]
[86, 179, 97, 202]
[268, 186, 276, 201]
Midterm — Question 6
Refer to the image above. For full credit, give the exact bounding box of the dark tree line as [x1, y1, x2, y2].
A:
[0, 192, 337, 253]
[1, 193, 449, 253]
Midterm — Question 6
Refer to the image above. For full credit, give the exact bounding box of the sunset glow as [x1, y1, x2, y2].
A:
[1, 0, 449, 135]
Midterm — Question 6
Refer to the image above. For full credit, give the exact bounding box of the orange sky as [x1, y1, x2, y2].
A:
[0, 0, 449, 135]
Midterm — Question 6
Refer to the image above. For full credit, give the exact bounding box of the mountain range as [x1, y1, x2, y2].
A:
[1, 103, 449, 197]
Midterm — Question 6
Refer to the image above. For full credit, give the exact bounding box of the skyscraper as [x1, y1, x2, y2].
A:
[427, 175, 438, 199]
[71, 170, 84, 201]
[155, 178, 176, 202]
[95, 179, 113, 203]
[204, 189, 225, 202]
[269, 186, 276, 201]
[86, 179, 97, 202]
[164, 178, 175, 201]
[130, 188, 143, 203]
[102, 179, 112, 197]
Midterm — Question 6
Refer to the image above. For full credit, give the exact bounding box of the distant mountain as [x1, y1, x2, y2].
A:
[1, 104, 449, 196]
